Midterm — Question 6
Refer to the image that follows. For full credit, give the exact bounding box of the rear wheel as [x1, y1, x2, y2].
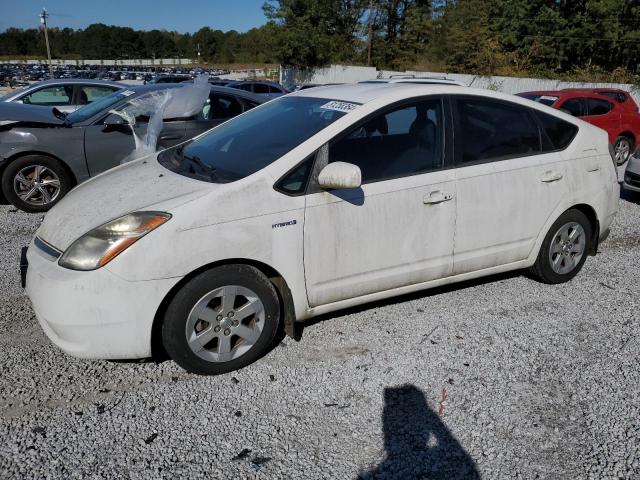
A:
[614, 136, 633, 165]
[1, 155, 72, 213]
[529, 209, 592, 284]
[162, 265, 281, 375]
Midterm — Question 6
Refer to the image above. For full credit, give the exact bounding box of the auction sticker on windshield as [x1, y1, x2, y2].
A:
[320, 101, 359, 113]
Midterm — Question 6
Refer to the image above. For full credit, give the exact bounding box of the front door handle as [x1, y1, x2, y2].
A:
[541, 171, 563, 183]
[587, 165, 600, 172]
[423, 191, 453, 205]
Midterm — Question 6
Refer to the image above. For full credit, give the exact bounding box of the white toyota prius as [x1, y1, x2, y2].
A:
[23, 84, 620, 375]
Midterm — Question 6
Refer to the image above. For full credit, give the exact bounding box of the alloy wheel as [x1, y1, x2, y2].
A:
[614, 138, 631, 165]
[13, 165, 61, 206]
[548, 221, 586, 275]
[185, 285, 265, 363]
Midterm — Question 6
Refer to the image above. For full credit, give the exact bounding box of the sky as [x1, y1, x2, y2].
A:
[0, 0, 270, 33]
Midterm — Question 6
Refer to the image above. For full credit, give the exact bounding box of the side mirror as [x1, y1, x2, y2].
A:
[318, 162, 362, 190]
[104, 113, 127, 126]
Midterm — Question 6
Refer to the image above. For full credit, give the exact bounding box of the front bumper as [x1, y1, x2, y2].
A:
[25, 241, 181, 359]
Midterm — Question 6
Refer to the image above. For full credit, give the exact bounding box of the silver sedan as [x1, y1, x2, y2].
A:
[0, 78, 124, 112]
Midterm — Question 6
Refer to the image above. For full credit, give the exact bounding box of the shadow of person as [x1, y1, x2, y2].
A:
[360, 385, 480, 480]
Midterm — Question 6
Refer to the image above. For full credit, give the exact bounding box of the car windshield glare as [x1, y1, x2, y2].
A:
[66, 89, 132, 123]
[159, 96, 352, 183]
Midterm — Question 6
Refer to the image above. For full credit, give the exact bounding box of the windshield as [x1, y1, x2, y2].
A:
[159, 96, 354, 183]
[66, 88, 135, 123]
[520, 94, 559, 107]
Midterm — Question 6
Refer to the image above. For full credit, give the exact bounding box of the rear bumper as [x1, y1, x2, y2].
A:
[25, 241, 181, 359]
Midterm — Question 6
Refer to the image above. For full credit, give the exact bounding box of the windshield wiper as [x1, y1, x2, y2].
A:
[175, 146, 219, 181]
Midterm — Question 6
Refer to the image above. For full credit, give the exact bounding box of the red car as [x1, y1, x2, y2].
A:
[518, 88, 640, 165]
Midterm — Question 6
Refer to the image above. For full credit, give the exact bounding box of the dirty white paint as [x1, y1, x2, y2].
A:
[27, 84, 619, 360]
[317, 162, 362, 189]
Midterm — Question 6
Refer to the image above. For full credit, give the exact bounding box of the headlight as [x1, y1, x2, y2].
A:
[59, 212, 171, 271]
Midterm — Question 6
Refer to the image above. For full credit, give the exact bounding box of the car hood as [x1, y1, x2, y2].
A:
[36, 155, 212, 251]
[0, 102, 65, 126]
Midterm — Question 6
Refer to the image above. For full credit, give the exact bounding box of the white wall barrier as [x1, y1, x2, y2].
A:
[282, 65, 640, 103]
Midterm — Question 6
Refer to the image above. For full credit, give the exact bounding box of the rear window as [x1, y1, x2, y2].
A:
[559, 98, 584, 117]
[533, 110, 578, 151]
[520, 94, 558, 107]
[598, 91, 627, 103]
[586, 98, 612, 116]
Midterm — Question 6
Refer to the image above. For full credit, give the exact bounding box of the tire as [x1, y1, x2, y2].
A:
[1, 155, 72, 213]
[529, 209, 592, 284]
[613, 136, 633, 166]
[162, 265, 281, 375]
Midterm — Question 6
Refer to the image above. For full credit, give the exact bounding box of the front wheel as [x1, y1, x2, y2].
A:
[1, 155, 72, 213]
[614, 136, 633, 166]
[162, 265, 281, 375]
[529, 210, 592, 284]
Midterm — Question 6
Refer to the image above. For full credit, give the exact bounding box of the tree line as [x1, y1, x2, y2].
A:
[2, 0, 640, 81]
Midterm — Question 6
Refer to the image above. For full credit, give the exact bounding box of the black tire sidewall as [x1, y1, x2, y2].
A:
[535, 210, 592, 284]
[162, 265, 281, 375]
[1, 155, 72, 213]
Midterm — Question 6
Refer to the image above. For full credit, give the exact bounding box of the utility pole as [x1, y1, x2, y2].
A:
[367, 0, 375, 67]
[40, 8, 53, 79]
[197, 43, 201, 64]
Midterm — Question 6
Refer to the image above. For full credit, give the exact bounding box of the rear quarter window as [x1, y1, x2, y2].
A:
[533, 110, 578, 151]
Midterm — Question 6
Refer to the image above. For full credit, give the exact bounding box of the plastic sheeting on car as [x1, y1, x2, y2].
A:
[110, 75, 210, 163]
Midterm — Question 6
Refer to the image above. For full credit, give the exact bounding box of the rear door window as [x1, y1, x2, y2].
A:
[253, 83, 270, 94]
[77, 85, 118, 104]
[454, 97, 541, 165]
[200, 93, 243, 120]
[559, 98, 585, 117]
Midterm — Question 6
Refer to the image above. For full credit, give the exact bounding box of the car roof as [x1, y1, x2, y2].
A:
[226, 80, 283, 88]
[361, 77, 464, 86]
[23, 78, 124, 88]
[519, 90, 618, 102]
[209, 85, 265, 103]
[124, 83, 184, 94]
[561, 87, 627, 94]
[290, 82, 477, 104]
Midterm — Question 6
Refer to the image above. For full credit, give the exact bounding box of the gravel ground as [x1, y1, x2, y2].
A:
[0, 190, 638, 479]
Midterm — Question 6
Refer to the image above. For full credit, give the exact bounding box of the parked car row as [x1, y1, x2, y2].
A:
[15, 81, 620, 375]
[150, 74, 290, 98]
[0, 62, 231, 85]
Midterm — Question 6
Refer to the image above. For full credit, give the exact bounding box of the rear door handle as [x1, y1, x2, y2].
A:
[423, 191, 453, 205]
[160, 134, 182, 140]
[540, 171, 563, 183]
[587, 166, 600, 172]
